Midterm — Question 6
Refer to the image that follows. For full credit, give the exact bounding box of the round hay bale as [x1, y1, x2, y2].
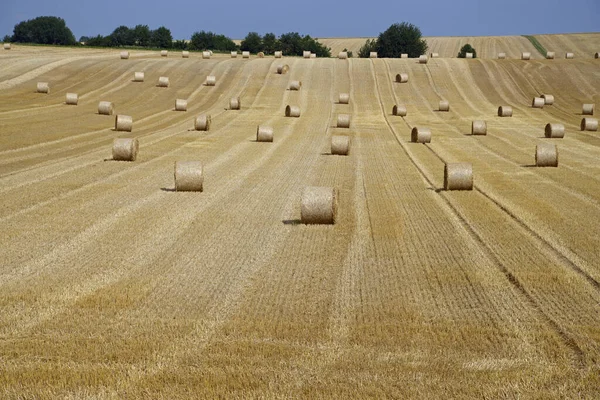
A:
[202, 51, 211, 59]
[174, 161, 203, 192]
[471, 120, 487, 135]
[301, 186, 338, 225]
[393, 105, 407, 116]
[303, 51, 311, 58]
[565, 52, 574, 59]
[430, 52, 439, 58]
[209, 50, 213, 56]
[338, 93, 350, 104]
[289, 80, 302, 91]
[206, 75, 216, 86]
[161, 50, 168, 57]
[112, 138, 139, 161]
[120, 51, 129, 59]
[419, 55, 428, 64]
[258, 52, 265, 58]
[285, 105, 301, 117]
[182, 51, 190, 58]
[194, 114, 211, 131]
[370, 52, 378, 58]
[3, 43, 11, 50]
[310, 53, 316, 58]
[498, 106, 513, 117]
[544, 123, 565, 138]
[175, 99, 187, 111]
[158, 76, 169, 87]
[411, 127, 432, 143]
[275, 51, 283, 58]
[242, 51, 250, 58]
[331, 135, 350, 155]
[444, 163, 473, 191]
[396, 73, 408, 83]
[401, 53, 408, 58]
[230, 97, 241, 110]
[532, 97, 545, 108]
[521, 52, 531, 60]
[256, 125, 274, 142]
[65, 93, 78, 105]
[115, 115, 133, 132]
[546, 51, 555, 59]
[36, 82, 49, 94]
[466, 52, 473, 59]
[338, 51, 348, 59]
[231, 51, 238, 58]
[498, 52, 506, 59]
[277, 64, 289, 74]
[134, 71, 144, 82]
[98, 101, 114, 115]
[582, 103, 594, 115]
[536, 143, 558, 167]
[337, 114, 351, 128]
[439, 100, 450, 112]
[581, 118, 598, 131]
[541, 94, 554, 105]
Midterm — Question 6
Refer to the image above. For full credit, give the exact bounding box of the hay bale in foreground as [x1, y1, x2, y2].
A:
[498, 52, 506, 59]
[471, 120, 487, 135]
[289, 80, 301, 90]
[115, 115, 133, 132]
[112, 138, 139, 161]
[303, 51, 311, 58]
[337, 114, 351, 128]
[242, 51, 250, 58]
[439, 100, 450, 112]
[120, 51, 129, 59]
[182, 51, 190, 58]
[444, 163, 473, 191]
[3, 43, 11, 50]
[338, 51, 348, 59]
[134, 71, 144, 82]
[401, 53, 408, 58]
[174, 161, 203, 192]
[98, 101, 114, 115]
[36, 82, 49, 94]
[393, 105, 407, 116]
[65, 93, 78, 105]
[536, 143, 558, 167]
[411, 127, 431, 143]
[277, 64, 289, 74]
[206, 75, 216, 86]
[194, 114, 211, 131]
[256, 125, 274, 142]
[541, 94, 554, 105]
[158, 76, 169, 87]
[275, 51, 283, 58]
[301, 186, 338, 224]
[230, 97, 241, 110]
[521, 52, 531, 60]
[546, 51, 555, 59]
[338, 93, 350, 104]
[419, 55, 429, 64]
[370, 52, 378, 58]
[498, 106, 513, 117]
[532, 97, 544, 108]
[581, 118, 598, 131]
[331, 135, 350, 155]
[565, 52, 574, 59]
[285, 105, 300, 117]
[231, 51, 238, 58]
[544, 123, 565, 138]
[396, 73, 408, 83]
[202, 51, 211, 59]
[161, 50, 168, 57]
[175, 99, 187, 111]
[582, 103, 595, 115]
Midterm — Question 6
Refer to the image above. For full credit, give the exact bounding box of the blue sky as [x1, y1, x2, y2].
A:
[1, 0, 598, 40]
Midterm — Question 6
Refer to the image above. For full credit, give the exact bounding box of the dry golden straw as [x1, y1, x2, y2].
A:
[466, 52, 473, 58]
[277, 64, 289, 74]
[396, 73, 408, 83]
[161, 50, 168, 57]
[498, 52, 506, 59]
[242, 51, 250, 58]
[115, 115, 133, 132]
[338, 93, 350, 104]
[580, 118, 598, 131]
[175, 99, 187, 111]
[65, 93, 78, 105]
[112, 138, 139, 161]
[202, 51, 211, 59]
[257, 52, 264, 58]
[275, 51, 283, 58]
[498, 106, 513, 117]
[301, 186, 338, 224]
[289, 80, 301, 91]
[3, 43, 11, 50]
[231, 51, 238, 58]
[565, 52, 574, 59]
[337, 114, 351, 128]
[310, 53, 316, 58]
[331, 135, 350, 155]
[444, 163, 473, 191]
[206, 75, 216, 86]
[174, 161, 203, 192]
[536, 143, 558, 167]
[544, 123, 565, 138]
[582, 104, 594, 115]
[182, 51, 190, 58]
[338, 51, 348, 59]
[120, 51, 129, 59]
[256, 125, 274, 142]
[541, 94, 554, 105]
[98, 101, 114, 115]
[370, 52, 378, 58]
[472, 120, 487, 135]
[303, 51, 311, 58]
[411, 127, 432, 143]
[230, 97, 241, 110]
[158, 76, 169, 87]
[419, 55, 428, 64]
[285, 105, 300, 117]
[393, 105, 407, 116]
[439, 100, 450, 112]
[401, 53, 408, 58]
[532, 97, 545, 108]
[36, 82, 49, 94]
[194, 114, 211, 131]
[430, 52, 439, 58]
[546, 51, 555, 59]
[521, 52, 531, 60]
[134, 72, 144, 82]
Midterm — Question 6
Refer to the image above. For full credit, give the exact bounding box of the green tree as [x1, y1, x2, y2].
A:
[109, 25, 134, 47]
[262, 32, 278, 55]
[133, 24, 151, 47]
[376, 22, 427, 58]
[240, 32, 262, 53]
[358, 38, 377, 58]
[12, 16, 76, 45]
[173, 39, 188, 50]
[278, 32, 330, 57]
[85, 34, 110, 47]
[78, 36, 90, 43]
[150, 26, 172, 48]
[189, 31, 236, 51]
[457, 43, 477, 58]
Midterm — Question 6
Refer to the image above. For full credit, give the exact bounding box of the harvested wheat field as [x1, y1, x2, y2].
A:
[1, 40, 600, 398]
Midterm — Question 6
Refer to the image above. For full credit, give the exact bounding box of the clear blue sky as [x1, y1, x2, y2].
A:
[1, 0, 598, 40]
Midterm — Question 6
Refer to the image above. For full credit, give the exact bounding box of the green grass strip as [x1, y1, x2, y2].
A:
[522, 35, 547, 57]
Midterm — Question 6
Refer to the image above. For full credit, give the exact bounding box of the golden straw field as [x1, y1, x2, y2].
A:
[1, 35, 600, 398]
